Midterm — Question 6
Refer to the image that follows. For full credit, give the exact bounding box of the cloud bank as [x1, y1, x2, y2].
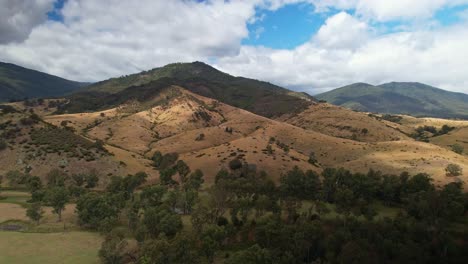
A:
[0, 0, 467, 94]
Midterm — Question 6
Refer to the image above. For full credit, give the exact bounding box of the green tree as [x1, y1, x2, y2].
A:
[46, 169, 68, 187]
[99, 229, 128, 264]
[200, 224, 226, 263]
[76, 193, 120, 230]
[26, 202, 44, 224]
[85, 171, 99, 188]
[45, 187, 69, 221]
[186, 169, 204, 191]
[143, 206, 183, 238]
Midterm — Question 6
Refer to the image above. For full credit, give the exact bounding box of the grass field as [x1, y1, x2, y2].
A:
[0, 231, 102, 264]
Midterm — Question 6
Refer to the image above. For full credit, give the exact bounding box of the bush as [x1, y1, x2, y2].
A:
[152, 151, 179, 170]
[451, 144, 464, 155]
[229, 159, 243, 170]
[0, 139, 7, 151]
[195, 133, 205, 141]
[446, 164, 463, 176]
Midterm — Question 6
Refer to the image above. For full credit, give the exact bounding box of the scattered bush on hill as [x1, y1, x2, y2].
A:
[446, 163, 463, 176]
[451, 144, 464, 155]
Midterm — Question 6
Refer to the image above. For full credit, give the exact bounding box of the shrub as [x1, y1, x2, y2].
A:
[195, 133, 205, 141]
[451, 144, 464, 155]
[0, 139, 7, 151]
[446, 164, 463, 176]
[229, 159, 243, 170]
[152, 151, 179, 170]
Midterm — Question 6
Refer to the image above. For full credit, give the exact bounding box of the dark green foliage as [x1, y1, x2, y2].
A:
[30, 126, 107, 157]
[26, 202, 44, 224]
[380, 114, 403, 123]
[139, 233, 201, 264]
[152, 151, 179, 170]
[412, 125, 456, 141]
[0, 139, 7, 151]
[317, 82, 468, 118]
[229, 158, 243, 170]
[160, 168, 177, 186]
[99, 229, 128, 264]
[280, 166, 321, 200]
[143, 206, 183, 238]
[445, 163, 463, 176]
[451, 144, 464, 154]
[76, 192, 121, 230]
[0, 62, 86, 102]
[27, 176, 43, 193]
[5, 170, 30, 187]
[45, 187, 69, 221]
[186, 169, 204, 191]
[46, 169, 69, 187]
[106, 172, 147, 200]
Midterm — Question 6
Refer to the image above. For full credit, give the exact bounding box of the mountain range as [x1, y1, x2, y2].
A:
[0, 62, 86, 102]
[1, 61, 467, 188]
[316, 82, 468, 119]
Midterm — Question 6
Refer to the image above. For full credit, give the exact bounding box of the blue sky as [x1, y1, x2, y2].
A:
[2, 0, 468, 93]
[242, 2, 468, 50]
[243, 3, 325, 49]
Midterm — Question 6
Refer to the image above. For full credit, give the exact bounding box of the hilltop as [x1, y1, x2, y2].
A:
[70, 62, 314, 118]
[0, 62, 86, 102]
[316, 82, 468, 119]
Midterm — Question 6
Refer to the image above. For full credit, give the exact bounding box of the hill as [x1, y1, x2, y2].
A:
[70, 62, 314, 118]
[18, 87, 467, 187]
[277, 102, 410, 142]
[0, 62, 86, 102]
[316, 82, 468, 119]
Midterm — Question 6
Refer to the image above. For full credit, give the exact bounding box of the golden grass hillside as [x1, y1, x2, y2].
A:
[278, 103, 410, 142]
[32, 87, 468, 187]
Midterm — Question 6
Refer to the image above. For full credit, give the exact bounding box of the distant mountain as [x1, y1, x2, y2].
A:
[316, 82, 468, 119]
[67, 62, 314, 118]
[0, 62, 87, 102]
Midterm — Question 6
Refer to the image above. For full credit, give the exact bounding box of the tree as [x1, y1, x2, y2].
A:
[186, 169, 204, 191]
[85, 172, 99, 188]
[160, 168, 177, 186]
[176, 160, 191, 183]
[99, 229, 128, 264]
[26, 202, 44, 224]
[451, 144, 464, 155]
[46, 169, 68, 187]
[76, 193, 121, 230]
[200, 224, 226, 263]
[226, 244, 273, 264]
[446, 164, 463, 176]
[143, 206, 183, 238]
[45, 187, 69, 221]
[27, 176, 43, 193]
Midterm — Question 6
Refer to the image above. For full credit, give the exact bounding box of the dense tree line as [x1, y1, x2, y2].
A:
[8, 157, 468, 263]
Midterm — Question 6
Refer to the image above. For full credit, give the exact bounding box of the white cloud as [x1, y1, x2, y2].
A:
[0, 0, 54, 44]
[216, 12, 468, 94]
[0, 0, 468, 95]
[315, 12, 369, 49]
[0, 0, 258, 81]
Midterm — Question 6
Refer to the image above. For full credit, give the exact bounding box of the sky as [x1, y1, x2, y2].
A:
[1, 0, 468, 94]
